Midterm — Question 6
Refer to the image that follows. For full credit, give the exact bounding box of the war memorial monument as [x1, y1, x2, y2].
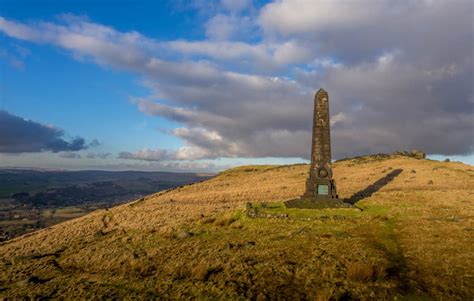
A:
[285, 88, 351, 209]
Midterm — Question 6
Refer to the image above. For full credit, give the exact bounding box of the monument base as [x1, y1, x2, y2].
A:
[284, 196, 352, 209]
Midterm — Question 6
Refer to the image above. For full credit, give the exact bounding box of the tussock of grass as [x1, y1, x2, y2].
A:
[0, 156, 473, 299]
[346, 262, 375, 281]
[213, 213, 238, 227]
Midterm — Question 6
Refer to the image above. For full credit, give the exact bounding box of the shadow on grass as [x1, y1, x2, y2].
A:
[361, 219, 427, 297]
[345, 169, 403, 205]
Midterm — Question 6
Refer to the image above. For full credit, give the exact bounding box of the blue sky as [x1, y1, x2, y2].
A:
[0, 0, 196, 148]
[0, 0, 472, 171]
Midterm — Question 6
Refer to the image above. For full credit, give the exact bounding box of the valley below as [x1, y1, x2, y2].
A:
[0, 169, 212, 242]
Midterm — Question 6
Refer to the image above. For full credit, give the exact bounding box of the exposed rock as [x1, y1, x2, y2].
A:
[391, 150, 426, 159]
[243, 241, 256, 248]
[227, 241, 256, 250]
[176, 231, 193, 239]
[230, 221, 244, 229]
[102, 215, 111, 227]
[16, 276, 46, 287]
[410, 150, 426, 159]
[449, 215, 460, 222]
[192, 263, 222, 281]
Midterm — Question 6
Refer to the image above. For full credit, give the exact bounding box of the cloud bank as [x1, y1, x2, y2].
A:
[0, 110, 91, 153]
[1, 0, 472, 163]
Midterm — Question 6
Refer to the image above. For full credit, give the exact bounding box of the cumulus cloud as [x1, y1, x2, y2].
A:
[205, 14, 238, 40]
[0, 110, 92, 153]
[0, 15, 158, 71]
[166, 39, 312, 71]
[259, 0, 473, 65]
[297, 50, 474, 157]
[1, 0, 472, 162]
[59, 152, 82, 159]
[118, 148, 174, 161]
[86, 152, 111, 159]
[260, 0, 385, 36]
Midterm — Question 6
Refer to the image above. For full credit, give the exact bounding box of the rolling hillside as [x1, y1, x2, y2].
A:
[0, 170, 212, 242]
[0, 155, 473, 299]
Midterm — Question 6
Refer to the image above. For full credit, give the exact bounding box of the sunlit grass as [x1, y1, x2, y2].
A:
[0, 155, 472, 299]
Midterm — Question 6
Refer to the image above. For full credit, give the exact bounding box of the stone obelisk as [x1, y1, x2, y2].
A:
[285, 88, 349, 209]
[305, 88, 337, 198]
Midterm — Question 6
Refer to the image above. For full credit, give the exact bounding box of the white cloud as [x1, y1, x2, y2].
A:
[166, 39, 313, 70]
[118, 148, 173, 161]
[1, 0, 472, 163]
[0, 17, 42, 41]
[205, 14, 237, 40]
[86, 152, 111, 159]
[259, 0, 399, 36]
[330, 112, 349, 127]
[59, 152, 82, 159]
[167, 40, 268, 63]
[271, 40, 312, 66]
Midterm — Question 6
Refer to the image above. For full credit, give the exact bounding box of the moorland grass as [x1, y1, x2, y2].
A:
[0, 155, 473, 299]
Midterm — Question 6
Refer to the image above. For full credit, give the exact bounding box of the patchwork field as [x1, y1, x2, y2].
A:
[0, 155, 473, 299]
[0, 169, 212, 241]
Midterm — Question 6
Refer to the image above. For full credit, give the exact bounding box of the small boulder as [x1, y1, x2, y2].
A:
[192, 263, 222, 281]
[410, 150, 426, 159]
[236, 241, 256, 249]
[176, 231, 193, 239]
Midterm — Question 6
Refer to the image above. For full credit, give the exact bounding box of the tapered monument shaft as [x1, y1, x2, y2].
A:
[304, 88, 337, 198]
[312, 89, 331, 164]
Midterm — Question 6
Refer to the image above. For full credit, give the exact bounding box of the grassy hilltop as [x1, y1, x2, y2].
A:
[0, 155, 473, 299]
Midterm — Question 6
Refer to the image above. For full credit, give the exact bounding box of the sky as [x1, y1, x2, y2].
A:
[0, 0, 473, 172]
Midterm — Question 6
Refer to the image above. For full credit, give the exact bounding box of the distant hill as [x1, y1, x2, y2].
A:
[0, 155, 472, 299]
[0, 169, 213, 241]
[0, 169, 214, 202]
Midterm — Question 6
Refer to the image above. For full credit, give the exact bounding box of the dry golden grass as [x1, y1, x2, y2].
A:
[346, 262, 375, 282]
[0, 155, 473, 299]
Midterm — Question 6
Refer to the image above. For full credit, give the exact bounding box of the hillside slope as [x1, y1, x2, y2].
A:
[0, 156, 473, 299]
